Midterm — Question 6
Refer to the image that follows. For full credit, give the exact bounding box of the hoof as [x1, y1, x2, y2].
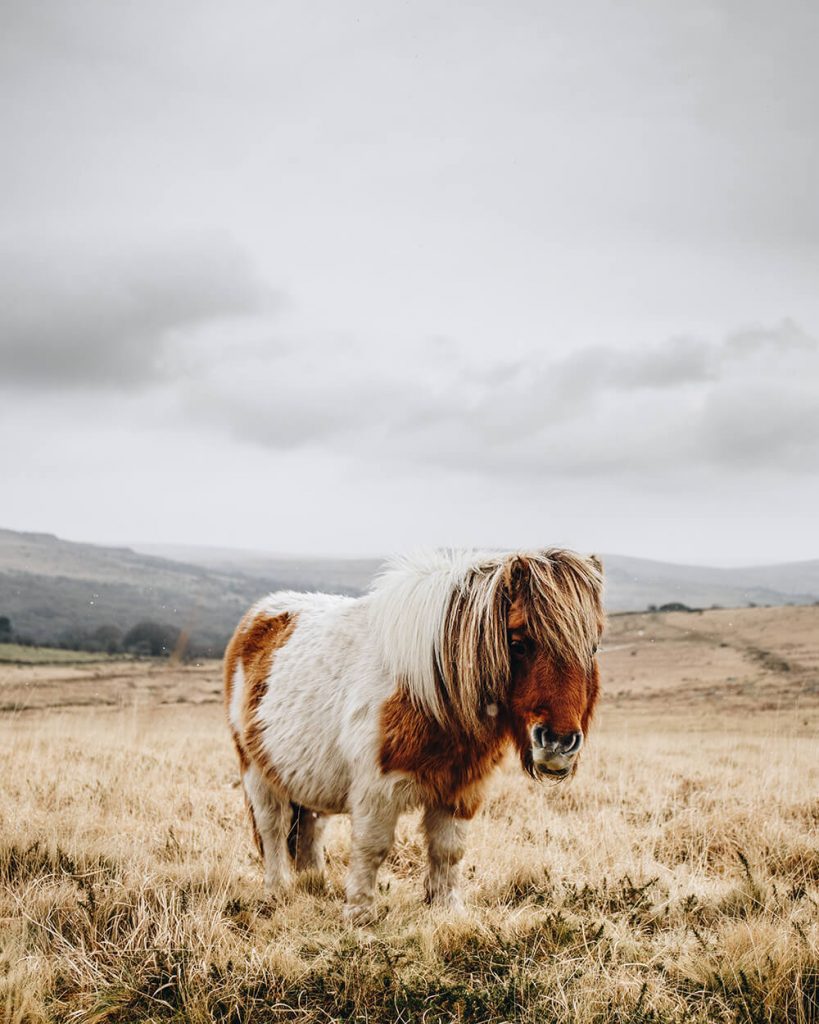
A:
[425, 888, 467, 914]
[263, 871, 295, 896]
[343, 901, 377, 927]
[445, 892, 467, 916]
[295, 868, 327, 895]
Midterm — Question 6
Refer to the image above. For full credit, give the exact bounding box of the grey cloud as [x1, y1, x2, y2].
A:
[699, 381, 819, 471]
[177, 320, 819, 481]
[181, 338, 410, 450]
[722, 319, 818, 359]
[555, 336, 715, 395]
[0, 237, 273, 390]
[439, 323, 819, 477]
[390, 334, 718, 452]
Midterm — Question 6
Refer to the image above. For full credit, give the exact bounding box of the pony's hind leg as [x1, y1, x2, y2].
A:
[288, 804, 328, 873]
[243, 764, 294, 891]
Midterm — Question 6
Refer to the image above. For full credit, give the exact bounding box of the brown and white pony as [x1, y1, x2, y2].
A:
[225, 548, 603, 923]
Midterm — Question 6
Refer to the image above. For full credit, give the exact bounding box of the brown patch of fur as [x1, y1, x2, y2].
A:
[582, 658, 601, 735]
[508, 649, 601, 771]
[237, 612, 296, 713]
[223, 608, 298, 856]
[379, 689, 510, 818]
[507, 594, 527, 631]
[240, 611, 297, 785]
[231, 729, 249, 772]
[224, 612, 254, 774]
[223, 609, 249, 716]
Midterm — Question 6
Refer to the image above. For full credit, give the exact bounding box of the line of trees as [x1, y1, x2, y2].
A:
[0, 616, 194, 658]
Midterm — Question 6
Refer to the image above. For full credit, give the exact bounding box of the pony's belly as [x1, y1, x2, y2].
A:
[277, 763, 351, 816]
[253, 711, 353, 813]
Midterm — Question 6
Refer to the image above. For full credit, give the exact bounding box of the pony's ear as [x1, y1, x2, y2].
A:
[589, 554, 604, 576]
[502, 555, 529, 596]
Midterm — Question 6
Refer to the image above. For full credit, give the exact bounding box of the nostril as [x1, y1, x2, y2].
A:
[532, 727, 583, 754]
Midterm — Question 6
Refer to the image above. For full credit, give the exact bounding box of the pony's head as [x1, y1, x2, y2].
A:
[438, 550, 604, 779]
[371, 548, 604, 780]
[502, 553, 603, 778]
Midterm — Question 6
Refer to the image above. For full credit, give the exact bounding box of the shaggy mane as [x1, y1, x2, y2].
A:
[369, 548, 604, 732]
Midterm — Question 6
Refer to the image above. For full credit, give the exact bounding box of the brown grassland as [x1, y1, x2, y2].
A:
[1, 606, 818, 1023]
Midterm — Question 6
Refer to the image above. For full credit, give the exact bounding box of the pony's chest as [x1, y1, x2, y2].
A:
[378, 690, 507, 816]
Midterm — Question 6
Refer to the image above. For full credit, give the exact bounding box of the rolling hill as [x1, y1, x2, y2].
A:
[140, 541, 819, 613]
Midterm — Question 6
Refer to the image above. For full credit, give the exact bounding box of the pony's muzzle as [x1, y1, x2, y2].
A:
[531, 726, 583, 774]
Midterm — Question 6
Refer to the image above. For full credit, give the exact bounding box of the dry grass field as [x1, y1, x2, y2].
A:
[1, 606, 818, 1023]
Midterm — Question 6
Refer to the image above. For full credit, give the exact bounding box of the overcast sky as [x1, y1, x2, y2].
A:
[2, 0, 818, 565]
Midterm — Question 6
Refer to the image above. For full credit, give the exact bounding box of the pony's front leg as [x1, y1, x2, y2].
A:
[422, 805, 467, 910]
[343, 797, 399, 925]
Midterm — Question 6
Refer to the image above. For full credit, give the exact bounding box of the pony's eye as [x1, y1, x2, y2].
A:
[510, 638, 529, 658]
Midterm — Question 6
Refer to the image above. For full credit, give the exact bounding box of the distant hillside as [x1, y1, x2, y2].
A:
[1, 529, 817, 655]
[602, 553, 819, 612]
[139, 542, 819, 614]
[134, 543, 381, 594]
[0, 530, 370, 656]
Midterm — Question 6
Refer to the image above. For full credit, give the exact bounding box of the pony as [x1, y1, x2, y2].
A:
[224, 548, 604, 923]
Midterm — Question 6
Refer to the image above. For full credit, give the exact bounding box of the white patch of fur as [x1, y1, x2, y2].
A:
[367, 549, 490, 723]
